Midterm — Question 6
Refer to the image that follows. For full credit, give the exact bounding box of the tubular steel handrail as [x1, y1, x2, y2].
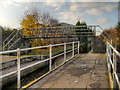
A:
[3, 25, 117, 51]
[107, 41, 120, 89]
[98, 25, 117, 48]
[3, 30, 21, 51]
[0, 41, 82, 89]
[1, 25, 118, 89]
[3, 30, 16, 51]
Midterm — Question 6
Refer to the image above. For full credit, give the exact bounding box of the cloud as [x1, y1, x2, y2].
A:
[69, 0, 118, 2]
[69, 2, 117, 12]
[45, 2, 65, 10]
[85, 8, 103, 16]
[97, 18, 109, 24]
[59, 11, 84, 23]
[1, 0, 21, 7]
[104, 4, 118, 12]
[70, 2, 106, 11]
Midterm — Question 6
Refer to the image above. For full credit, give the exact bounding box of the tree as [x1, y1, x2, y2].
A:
[116, 22, 120, 42]
[20, 9, 40, 28]
[115, 22, 120, 51]
[41, 12, 59, 26]
[75, 20, 89, 53]
[20, 7, 59, 47]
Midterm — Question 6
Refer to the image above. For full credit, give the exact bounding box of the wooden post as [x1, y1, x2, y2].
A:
[17, 48, 20, 89]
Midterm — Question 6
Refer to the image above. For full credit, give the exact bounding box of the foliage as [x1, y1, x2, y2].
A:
[0, 25, 13, 44]
[20, 8, 59, 47]
[99, 22, 120, 51]
[75, 21, 91, 53]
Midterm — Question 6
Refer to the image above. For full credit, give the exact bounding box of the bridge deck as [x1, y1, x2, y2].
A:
[30, 54, 109, 88]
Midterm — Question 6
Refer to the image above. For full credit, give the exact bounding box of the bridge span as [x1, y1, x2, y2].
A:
[29, 53, 109, 88]
[1, 25, 120, 89]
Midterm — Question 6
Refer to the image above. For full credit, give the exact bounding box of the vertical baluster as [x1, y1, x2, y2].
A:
[72, 42, 74, 57]
[64, 43, 66, 63]
[78, 41, 80, 54]
[3, 42, 4, 51]
[49, 44, 52, 71]
[17, 48, 21, 89]
[113, 50, 117, 88]
[109, 44, 112, 76]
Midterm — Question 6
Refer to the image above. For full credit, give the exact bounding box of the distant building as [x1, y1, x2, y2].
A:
[56, 22, 74, 26]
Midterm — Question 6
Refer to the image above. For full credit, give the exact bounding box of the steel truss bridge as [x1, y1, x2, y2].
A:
[3, 25, 117, 51]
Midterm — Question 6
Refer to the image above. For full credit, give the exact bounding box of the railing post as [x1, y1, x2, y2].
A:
[111, 40, 112, 45]
[107, 42, 111, 75]
[17, 48, 20, 89]
[78, 41, 80, 54]
[64, 43, 66, 63]
[109, 44, 112, 74]
[8, 43, 9, 50]
[72, 42, 74, 57]
[49, 44, 52, 71]
[106, 42, 108, 62]
[3, 43, 4, 51]
[113, 50, 117, 88]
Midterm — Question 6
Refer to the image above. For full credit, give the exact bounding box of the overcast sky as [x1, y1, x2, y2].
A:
[0, 0, 119, 29]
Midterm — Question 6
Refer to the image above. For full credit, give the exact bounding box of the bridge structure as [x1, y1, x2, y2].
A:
[3, 25, 116, 51]
[0, 25, 120, 89]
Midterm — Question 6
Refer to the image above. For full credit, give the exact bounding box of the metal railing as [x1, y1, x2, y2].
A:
[3, 30, 21, 51]
[0, 41, 81, 89]
[106, 41, 120, 89]
[98, 25, 117, 48]
[3, 25, 117, 52]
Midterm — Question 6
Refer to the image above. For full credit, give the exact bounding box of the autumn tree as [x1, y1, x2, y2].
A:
[20, 7, 59, 47]
[115, 22, 120, 51]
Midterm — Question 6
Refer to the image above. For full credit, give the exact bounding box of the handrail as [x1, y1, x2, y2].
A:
[107, 41, 120, 89]
[19, 25, 100, 30]
[3, 25, 117, 54]
[3, 33, 17, 48]
[3, 30, 16, 51]
[0, 41, 83, 89]
[3, 30, 20, 51]
[19, 25, 117, 47]
[3, 30, 16, 43]
[8, 37, 21, 49]
[98, 25, 117, 48]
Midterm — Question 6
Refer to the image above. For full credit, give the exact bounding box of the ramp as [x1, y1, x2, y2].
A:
[29, 54, 109, 88]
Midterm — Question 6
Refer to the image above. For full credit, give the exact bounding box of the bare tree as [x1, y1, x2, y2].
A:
[49, 17, 59, 26]
[41, 12, 59, 26]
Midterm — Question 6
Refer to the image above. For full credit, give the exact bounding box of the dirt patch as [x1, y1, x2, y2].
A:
[67, 67, 91, 77]
[89, 82, 101, 88]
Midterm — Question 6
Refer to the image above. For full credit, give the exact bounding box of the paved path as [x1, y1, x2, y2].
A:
[93, 36, 106, 53]
[30, 54, 109, 88]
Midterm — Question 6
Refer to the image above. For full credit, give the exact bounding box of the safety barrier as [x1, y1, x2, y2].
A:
[107, 41, 120, 89]
[0, 41, 82, 89]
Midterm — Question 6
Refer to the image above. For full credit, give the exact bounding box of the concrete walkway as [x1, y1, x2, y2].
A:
[30, 54, 109, 88]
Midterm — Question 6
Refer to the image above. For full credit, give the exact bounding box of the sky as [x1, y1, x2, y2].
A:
[0, 0, 119, 29]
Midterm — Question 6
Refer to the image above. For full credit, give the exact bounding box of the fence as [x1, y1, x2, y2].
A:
[106, 41, 120, 89]
[0, 41, 82, 89]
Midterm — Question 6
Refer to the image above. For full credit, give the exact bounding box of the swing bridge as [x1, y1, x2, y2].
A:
[0, 25, 120, 89]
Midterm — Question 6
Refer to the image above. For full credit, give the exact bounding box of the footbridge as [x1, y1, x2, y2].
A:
[0, 25, 120, 89]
